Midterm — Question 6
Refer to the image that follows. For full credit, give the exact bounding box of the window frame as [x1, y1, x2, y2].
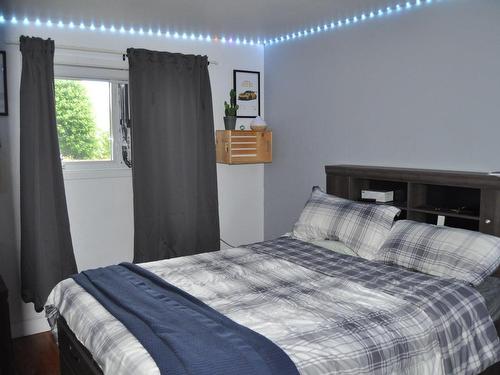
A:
[54, 53, 131, 180]
[54, 76, 128, 172]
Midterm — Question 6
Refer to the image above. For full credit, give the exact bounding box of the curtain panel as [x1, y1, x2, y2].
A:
[127, 49, 220, 263]
[19, 36, 77, 312]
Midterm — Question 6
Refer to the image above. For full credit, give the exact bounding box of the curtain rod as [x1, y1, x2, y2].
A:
[122, 53, 214, 65]
[4, 41, 218, 65]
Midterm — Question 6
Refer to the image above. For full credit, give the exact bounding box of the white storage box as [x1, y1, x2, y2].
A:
[361, 190, 394, 203]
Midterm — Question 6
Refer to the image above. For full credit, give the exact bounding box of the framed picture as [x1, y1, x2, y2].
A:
[0, 51, 7, 116]
[233, 70, 260, 118]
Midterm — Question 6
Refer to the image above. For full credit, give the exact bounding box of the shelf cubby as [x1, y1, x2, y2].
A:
[326, 165, 500, 236]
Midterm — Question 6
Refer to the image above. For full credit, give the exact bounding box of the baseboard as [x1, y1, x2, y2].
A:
[11, 316, 50, 338]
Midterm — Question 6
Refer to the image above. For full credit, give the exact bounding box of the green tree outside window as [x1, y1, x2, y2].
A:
[55, 80, 111, 160]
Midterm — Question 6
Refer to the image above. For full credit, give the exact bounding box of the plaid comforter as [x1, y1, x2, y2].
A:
[46, 237, 500, 375]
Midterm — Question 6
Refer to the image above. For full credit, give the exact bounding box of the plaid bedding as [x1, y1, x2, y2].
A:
[375, 220, 500, 286]
[292, 187, 400, 259]
[46, 237, 500, 375]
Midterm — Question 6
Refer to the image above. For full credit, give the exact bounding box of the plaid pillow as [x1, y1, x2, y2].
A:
[376, 220, 500, 285]
[292, 187, 400, 259]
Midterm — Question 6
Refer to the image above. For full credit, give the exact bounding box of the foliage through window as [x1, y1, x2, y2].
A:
[54, 78, 131, 169]
[55, 79, 112, 161]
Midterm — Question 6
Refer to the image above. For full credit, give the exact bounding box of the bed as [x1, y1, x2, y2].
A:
[46, 166, 500, 375]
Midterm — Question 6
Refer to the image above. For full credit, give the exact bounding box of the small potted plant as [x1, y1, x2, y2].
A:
[224, 89, 239, 130]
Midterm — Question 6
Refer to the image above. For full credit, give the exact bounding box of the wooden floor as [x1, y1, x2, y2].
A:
[13, 331, 60, 375]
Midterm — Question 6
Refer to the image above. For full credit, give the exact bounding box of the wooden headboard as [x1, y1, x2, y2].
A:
[325, 165, 500, 277]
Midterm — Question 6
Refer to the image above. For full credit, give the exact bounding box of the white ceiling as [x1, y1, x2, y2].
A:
[4, 0, 396, 39]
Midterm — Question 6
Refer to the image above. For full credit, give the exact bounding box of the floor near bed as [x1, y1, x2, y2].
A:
[13, 331, 59, 375]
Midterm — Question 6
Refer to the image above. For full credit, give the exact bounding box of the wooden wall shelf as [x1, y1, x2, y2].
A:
[216, 130, 272, 165]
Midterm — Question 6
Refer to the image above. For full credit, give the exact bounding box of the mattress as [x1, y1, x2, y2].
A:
[477, 276, 500, 322]
[46, 238, 500, 375]
[313, 239, 500, 324]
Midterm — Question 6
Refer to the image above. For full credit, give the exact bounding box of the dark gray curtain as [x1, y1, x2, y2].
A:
[20, 36, 77, 312]
[127, 49, 220, 263]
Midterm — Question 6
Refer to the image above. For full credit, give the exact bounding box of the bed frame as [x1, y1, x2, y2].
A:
[58, 317, 103, 375]
[57, 165, 500, 374]
[326, 165, 500, 277]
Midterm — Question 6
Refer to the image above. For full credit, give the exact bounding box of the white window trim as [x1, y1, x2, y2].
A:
[54, 68, 131, 177]
[63, 167, 131, 181]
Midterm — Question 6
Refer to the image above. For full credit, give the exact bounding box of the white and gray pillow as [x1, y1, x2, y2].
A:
[375, 220, 500, 286]
[292, 187, 400, 259]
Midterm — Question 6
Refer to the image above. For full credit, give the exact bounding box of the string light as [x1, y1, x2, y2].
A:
[0, 13, 256, 47]
[0, 0, 440, 48]
[262, 0, 438, 45]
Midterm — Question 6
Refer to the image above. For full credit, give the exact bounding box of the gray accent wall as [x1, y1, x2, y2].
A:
[264, 0, 500, 239]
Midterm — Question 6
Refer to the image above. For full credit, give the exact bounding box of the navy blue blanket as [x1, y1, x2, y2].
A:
[72, 263, 298, 375]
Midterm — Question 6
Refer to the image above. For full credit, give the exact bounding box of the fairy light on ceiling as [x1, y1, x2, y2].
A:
[264, 0, 439, 46]
[0, 0, 441, 47]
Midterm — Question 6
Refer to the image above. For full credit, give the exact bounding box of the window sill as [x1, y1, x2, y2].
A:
[63, 167, 132, 181]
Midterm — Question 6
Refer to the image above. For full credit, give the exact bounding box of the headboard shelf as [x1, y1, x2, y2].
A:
[325, 165, 500, 237]
[325, 165, 500, 189]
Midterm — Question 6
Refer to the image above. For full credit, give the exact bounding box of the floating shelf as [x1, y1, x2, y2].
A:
[216, 130, 272, 165]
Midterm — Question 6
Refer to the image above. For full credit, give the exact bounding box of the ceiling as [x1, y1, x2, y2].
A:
[4, 0, 397, 39]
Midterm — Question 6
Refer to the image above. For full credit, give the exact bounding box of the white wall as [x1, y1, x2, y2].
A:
[0, 24, 264, 337]
[263, 0, 500, 238]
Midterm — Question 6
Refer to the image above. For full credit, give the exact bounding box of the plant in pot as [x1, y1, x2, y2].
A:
[224, 89, 239, 130]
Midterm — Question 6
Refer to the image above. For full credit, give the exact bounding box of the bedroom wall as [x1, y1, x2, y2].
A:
[263, 0, 500, 239]
[0, 24, 264, 336]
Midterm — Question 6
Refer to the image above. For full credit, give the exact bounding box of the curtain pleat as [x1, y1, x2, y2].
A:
[20, 36, 77, 312]
[127, 49, 220, 263]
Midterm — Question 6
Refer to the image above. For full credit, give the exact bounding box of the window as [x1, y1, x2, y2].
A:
[54, 78, 131, 170]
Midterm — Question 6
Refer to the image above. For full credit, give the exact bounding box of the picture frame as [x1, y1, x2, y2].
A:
[0, 51, 7, 116]
[233, 70, 260, 118]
